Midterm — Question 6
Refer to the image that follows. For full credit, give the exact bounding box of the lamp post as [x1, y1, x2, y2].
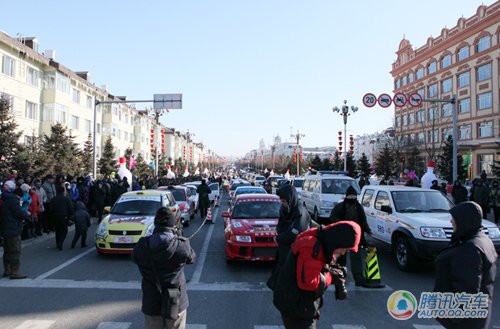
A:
[332, 100, 358, 173]
[290, 130, 305, 176]
[186, 130, 195, 169]
[271, 144, 276, 170]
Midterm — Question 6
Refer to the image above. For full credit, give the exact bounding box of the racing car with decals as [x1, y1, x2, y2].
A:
[95, 190, 181, 254]
[221, 194, 281, 263]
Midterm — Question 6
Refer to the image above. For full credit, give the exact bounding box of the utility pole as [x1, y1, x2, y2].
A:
[291, 130, 305, 176]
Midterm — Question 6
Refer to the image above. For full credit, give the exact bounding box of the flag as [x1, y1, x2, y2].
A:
[129, 155, 136, 170]
[464, 150, 471, 166]
[150, 160, 155, 170]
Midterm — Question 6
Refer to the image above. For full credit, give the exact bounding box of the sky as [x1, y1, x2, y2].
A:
[0, 0, 496, 158]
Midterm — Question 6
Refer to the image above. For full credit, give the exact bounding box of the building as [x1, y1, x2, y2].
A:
[390, 2, 500, 178]
[0, 31, 206, 174]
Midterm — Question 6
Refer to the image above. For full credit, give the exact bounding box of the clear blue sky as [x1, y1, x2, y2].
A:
[1, 0, 495, 157]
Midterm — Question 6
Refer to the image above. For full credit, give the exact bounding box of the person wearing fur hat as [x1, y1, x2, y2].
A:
[434, 201, 497, 329]
[132, 207, 196, 329]
[0, 182, 30, 279]
[328, 186, 372, 286]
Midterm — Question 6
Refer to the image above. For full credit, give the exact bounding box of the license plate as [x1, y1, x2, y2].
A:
[113, 236, 133, 244]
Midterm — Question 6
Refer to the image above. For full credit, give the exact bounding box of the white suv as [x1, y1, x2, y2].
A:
[360, 185, 500, 271]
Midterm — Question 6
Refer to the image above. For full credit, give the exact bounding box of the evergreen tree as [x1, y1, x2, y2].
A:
[332, 151, 343, 171]
[81, 133, 94, 175]
[42, 123, 81, 176]
[133, 153, 153, 177]
[375, 144, 394, 179]
[345, 152, 356, 177]
[392, 147, 402, 178]
[321, 158, 333, 170]
[14, 132, 49, 178]
[310, 155, 322, 171]
[437, 135, 467, 183]
[97, 136, 116, 176]
[407, 146, 420, 172]
[356, 153, 371, 178]
[0, 96, 24, 177]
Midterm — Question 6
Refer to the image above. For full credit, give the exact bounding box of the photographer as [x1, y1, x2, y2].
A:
[273, 221, 361, 329]
[133, 207, 196, 329]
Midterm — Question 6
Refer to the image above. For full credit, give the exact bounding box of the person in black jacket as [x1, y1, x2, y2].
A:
[196, 179, 211, 220]
[70, 201, 91, 248]
[50, 185, 74, 250]
[451, 180, 468, 204]
[133, 207, 196, 329]
[434, 201, 497, 329]
[328, 186, 372, 286]
[0, 182, 30, 279]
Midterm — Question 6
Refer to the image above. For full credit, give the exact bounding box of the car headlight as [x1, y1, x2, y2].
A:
[235, 235, 252, 243]
[420, 227, 447, 238]
[96, 222, 107, 238]
[322, 201, 334, 208]
[487, 227, 500, 239]
[145, 224, 155, 237]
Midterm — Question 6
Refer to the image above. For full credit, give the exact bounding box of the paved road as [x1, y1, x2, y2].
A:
[0, 194, 499, 329]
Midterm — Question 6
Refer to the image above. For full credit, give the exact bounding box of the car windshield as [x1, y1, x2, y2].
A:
[111, 200, 161, 216]
[321, 179, 359, 194]
[231, 182, 251, 190]
[235, 188, 266, 196]
[169, 189, 186, 201]
[391, 191, 453, 213]
[232, 201, 281, 219]
[293, 179, 304, 188]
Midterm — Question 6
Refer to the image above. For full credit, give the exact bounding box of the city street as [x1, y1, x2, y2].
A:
[0, 194, 499, 329]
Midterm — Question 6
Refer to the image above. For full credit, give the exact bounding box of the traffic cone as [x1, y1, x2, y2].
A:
[362, 246, 385, 288]
[205, 207, 213, 222]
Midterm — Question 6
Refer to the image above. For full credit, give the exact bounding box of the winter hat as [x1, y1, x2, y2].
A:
[427, 161, 435, 168]
[2, 180, 16, 192]
[13, 187, 24, 198]
[20, 183, 31, 192]
[154, 207, 177, 228]
[315, 221, 362, 262]
[449, 201, 483, 242]
[345, 186, 357, 197]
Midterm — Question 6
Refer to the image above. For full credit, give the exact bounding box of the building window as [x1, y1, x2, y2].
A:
[459, 125, 471, 140]
[86, 95, 92, 109]
[428, 107, 438, 121]
[442, 103, 452, 117]
[427, 130, 439, 144]
[1, 55, 15, 77]
[476, 35, 491, 53]
[477, 92, 492, 110]
[478, 121, 493, 138]
[85, 119, 91, 133]
[427, 83, 438, 98]
[458, 98, 470, 113]
[479, 154, 493, 174]
[395, 79, 400, 89]
[395, 116, 401, 127]
[416, 67, 424, 80]
[96, 123, 101, 134]
[457, 45, 469, 61]
[124, 132, 129, 141]
[457, 71, 470, 88]
[24, 135, 34, 147]
[25, 101, 38, 120]
[56, 74, 70, 93]
[72, 89, 80, 104]
[401, 76, 407, 86]
[71, 115, 79, 130]
[408, 113, 415, 125]
[55, 104, 68, 124]
[441, 78, 452, 93]
[27, 67, 39, 87]
[477, 63, 492, 81]
[427, 62, 437, 75]
[417, 132, 424, 144]
[441, 54, 451, 69]
[416, 110, 425, 123]
[442, 127, 452, 140]
[408, 72, 414, 83]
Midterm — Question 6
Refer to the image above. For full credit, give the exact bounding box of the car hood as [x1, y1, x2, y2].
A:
[230, 219, 278, 233]
[106, 214, 154, 226]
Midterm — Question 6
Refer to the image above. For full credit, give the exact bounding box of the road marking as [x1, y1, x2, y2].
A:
[96, 322, 131, 329]
[255, 326, 285, 329]
[36, 247, 95, 280]
[14, 320, 55, 329]
[186, 325, 207, 329]
[190, 207, 218, 284]
[413, 325, 445, 329]
[332, 325, 367, 329]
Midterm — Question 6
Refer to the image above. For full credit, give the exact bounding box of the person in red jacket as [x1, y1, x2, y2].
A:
[28, 186, 41, 237]
[273, 221, 361, 329]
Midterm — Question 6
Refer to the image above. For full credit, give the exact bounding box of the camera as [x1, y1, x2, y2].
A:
[330, 264, 348, 300]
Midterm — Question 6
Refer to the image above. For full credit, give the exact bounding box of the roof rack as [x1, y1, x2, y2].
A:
[316, 170, 349, 176]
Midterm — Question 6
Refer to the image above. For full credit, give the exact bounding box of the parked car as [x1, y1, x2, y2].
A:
[188, 180, 221, 204]
[359, 185, 500, 271]
[228, 180, 252, 199]
[183, 184, 199, 214]
[228, 186, 267, 210]
[95, 190, 181, 254]
[158, 185, 195, 225]
[290, 177, 305, 200]
[221, 194, 281, 263]
[253, 175, 266, 186]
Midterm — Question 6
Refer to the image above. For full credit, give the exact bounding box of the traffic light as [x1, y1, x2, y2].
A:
[293, 147, 297, 163]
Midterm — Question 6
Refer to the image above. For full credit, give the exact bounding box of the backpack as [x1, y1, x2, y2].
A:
[272, 250, 322, 319]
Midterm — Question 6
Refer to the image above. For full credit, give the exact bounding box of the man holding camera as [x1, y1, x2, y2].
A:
[273, 221, 361, 329]
[133, 207, 196, 329]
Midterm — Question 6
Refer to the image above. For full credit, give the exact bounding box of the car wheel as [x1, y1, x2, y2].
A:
[394, 237, 417, 271]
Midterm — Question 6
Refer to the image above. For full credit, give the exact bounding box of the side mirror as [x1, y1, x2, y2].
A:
[380, 205, 392, 214]
[103, 206, 111, 214]
[221, 211, 230, 218]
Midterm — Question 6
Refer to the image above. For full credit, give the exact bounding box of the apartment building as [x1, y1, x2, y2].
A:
[0, 31, 204, 172]
[391, 2, 500, 178]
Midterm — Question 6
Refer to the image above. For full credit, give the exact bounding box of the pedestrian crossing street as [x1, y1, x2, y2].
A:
[12, 320, 447, 329]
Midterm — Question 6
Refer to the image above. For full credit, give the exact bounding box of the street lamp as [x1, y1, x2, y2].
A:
[332, 100, 358, 173]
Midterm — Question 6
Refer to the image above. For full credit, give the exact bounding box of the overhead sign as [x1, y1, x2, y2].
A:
[378, 93, 392, 108]
[393, 93, 407, 107]
[408, 93, 423, 107]
[362, 93, 377, 108]
[153, 93, 182, 110]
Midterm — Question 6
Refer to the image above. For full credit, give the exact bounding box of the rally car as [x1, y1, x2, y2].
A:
[95, 190, 181, 254]
[222, 194, 281, 263]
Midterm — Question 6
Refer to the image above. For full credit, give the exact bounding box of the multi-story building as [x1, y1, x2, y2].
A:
[0, 31, 205, 173]
[391, 2, 499, 178]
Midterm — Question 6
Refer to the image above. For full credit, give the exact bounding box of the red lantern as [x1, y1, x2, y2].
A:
[293, 148, 297, 163]
[299, 147, 303, 163]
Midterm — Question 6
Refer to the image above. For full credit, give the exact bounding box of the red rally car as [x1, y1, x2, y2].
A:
[221, 194, 281, 263]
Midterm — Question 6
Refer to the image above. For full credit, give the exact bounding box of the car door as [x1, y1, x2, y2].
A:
[372, 190, 392, 243]
[208, 182, 220, 202]
[361, 188, 377, 237]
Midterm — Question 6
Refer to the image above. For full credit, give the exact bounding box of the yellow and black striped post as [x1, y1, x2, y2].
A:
[363, 246, 385, 288]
